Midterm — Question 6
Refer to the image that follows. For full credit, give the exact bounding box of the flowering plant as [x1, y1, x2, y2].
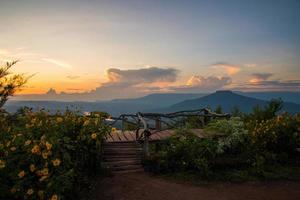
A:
[0, 109, 110, 199]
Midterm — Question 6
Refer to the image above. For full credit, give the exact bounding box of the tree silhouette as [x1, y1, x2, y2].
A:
[0, 61, 28, 109]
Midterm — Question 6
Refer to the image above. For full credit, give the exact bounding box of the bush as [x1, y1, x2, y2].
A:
[146, 103, 300, 179]
[0, 109, 110, 200]
[147, 129, 218, 177]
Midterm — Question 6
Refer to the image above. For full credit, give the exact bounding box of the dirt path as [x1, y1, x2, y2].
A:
[90, 172, 300, 200]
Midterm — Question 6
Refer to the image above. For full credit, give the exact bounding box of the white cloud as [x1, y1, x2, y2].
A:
[42, 58, 72, 69]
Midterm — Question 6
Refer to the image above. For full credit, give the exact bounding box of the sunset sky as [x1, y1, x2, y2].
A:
[0, 0, 300, 100]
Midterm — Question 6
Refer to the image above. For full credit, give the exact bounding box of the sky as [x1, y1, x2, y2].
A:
[0, 0, 300, 100]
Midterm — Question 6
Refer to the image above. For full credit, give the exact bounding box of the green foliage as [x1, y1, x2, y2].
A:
[147, 100, 300, 181]
[244, 98, 283, 122]
[0, 109, 110, 200]
[124, 121, 138, 131]
[230, 106, 242, 117]
[185, 116, 203, 129]
[214, 105, 223, 114]
[205, 118, 249, 154]
[0, 61, 28, 109]
[147, 129, 218, 177]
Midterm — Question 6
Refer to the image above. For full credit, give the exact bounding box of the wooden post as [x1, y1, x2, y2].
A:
[155, 117, 161, 131]
[203, 109, 210, 125]
[143, 130, 150, 158]
[137, 113, 150, 158]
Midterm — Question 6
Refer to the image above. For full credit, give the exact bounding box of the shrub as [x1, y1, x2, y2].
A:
[0, 109, 110, 200]
[147, 129, 218, 177]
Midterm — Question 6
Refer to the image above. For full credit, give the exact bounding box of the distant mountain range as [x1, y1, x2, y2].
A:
[166, 90, 300, 113]
[4, 91, 300, 115]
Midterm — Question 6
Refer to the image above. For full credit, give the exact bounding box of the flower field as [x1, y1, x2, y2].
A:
[0, 109, 110, 200]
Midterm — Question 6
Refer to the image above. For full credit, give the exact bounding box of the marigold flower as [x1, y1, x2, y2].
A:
[18, 170, 25, 178]
[39, 175, 49, 182]
[56, 117, 63, 123]
[41, 168, 49, 176]
[29, 164, 36, 172]
[27, 188, 34, 195]
[45, 142, 52, 150]
[111, 127, 117, 133]
[10, 146, 16, 151]
[91, 133, 97, 140]
[6, 141, 11, 147]
[42, 151, 48, 159]
[31, 145, 41, 154]
[0, 160, 5, 169]
[50, 194, 58, 200]
[83, 120, 89, 126]
[25, 140, 32, 146]
[52, 159, 61, 167]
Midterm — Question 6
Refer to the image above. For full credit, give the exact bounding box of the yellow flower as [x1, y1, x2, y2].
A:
[45, 142, 52, 151]
[27, 188, 34, 195]
[29, 164, 36, 172]
[31, 145, 41, 154]
[25, 140, 32, 146]
[42, 151, 48, 159]
[10, 187, 16, 194]
[18, 170, 25, 178]
[52, 159, 61, 167]
[10, 146, 16, 151]
[83, 120, 90, 126]
[39, 175, 49, 182]
[0, 160, 5, 169]
[41, 168, 49, 176]
[56, 117, 63, 123]
[50, 194, 58, 200]
[91, 133, 97, 140]
[6, 141, 11, 147]
[111, 127, 117, 133]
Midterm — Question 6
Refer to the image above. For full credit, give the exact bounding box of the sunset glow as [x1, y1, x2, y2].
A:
[0, 0, 299, 100]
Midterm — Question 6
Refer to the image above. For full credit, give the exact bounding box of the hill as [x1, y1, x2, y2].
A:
[166, 90, 300, 113]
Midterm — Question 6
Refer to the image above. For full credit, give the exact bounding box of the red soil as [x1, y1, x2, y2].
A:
[91, 172, 300, 200]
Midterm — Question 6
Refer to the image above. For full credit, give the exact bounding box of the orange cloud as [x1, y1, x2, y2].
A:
[212, 63, 240, 75]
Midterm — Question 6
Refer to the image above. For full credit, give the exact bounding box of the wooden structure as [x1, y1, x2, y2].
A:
[102, 108, 230, 173]
[105, 108, 230, 155]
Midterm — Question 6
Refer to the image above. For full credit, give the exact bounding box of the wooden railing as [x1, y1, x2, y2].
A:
[106, 108, 230, 158]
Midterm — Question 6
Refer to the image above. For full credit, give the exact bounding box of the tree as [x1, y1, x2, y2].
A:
[230, 106, 242, 117]
[244, 98, 283, 122]
[214, 105, 223, 114]
[0, 61, 28, 109]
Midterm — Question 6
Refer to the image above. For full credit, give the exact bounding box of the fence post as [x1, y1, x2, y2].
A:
[137, 113, 150, 158]
[203, 109, 210, 125]
[155, 117, 161, 131]
[143, 130, 150, 158]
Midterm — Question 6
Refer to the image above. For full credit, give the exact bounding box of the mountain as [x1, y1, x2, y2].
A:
[236, 91, 300, 105]
[4, 93, 206, 116]
[5, 91, 300, 116]
[166, 90, 300, 113]
[109, 93, 206, 107]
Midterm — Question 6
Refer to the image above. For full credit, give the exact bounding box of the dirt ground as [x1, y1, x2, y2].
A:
[90, 172, 300, 200]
